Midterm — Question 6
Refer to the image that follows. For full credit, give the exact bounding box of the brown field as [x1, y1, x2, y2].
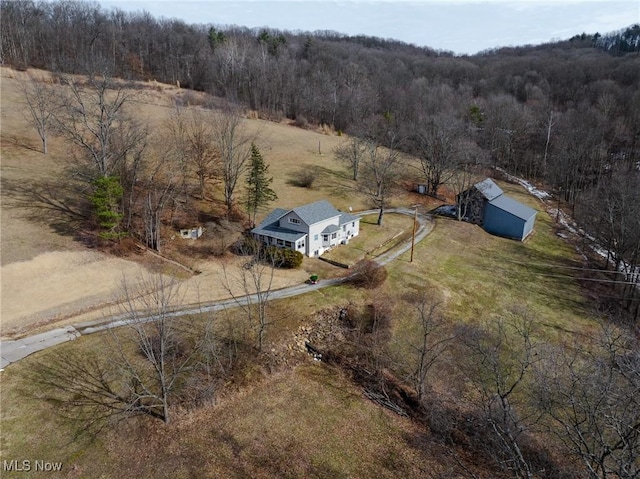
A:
[0, 67, 420, 338]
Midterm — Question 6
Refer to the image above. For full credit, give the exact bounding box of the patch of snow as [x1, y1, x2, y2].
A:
[495, 167, 551, 199]
[498, 168, 639, 291]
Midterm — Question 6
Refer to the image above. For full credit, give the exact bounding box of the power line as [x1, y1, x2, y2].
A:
[501, 258, 634, 275]
[529, 272, 639, 286]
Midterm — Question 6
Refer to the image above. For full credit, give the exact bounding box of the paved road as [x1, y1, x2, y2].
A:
[0, 208, 433, 369]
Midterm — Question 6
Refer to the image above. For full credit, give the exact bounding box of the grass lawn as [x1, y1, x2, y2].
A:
[385, 180, 596, 344]
[0, 335, 483, 479]
[322, 213, 414, 267]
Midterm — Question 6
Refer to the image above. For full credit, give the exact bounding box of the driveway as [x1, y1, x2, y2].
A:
[0, 208, 433, 369]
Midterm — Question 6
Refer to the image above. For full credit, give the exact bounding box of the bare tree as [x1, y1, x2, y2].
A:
[334, 135, 368, 180]
[18, 72, 55, 154]
[575, 171, 640, 319]
[450, 139, 486, 221]
[358, 136, 402, 226]
[164, 102, 191, 202]
[411, 113, 465, 197]
[403, 289, 453, 404]
[460, 308, 543, 479]
[221, 244, 279, 351]
[540, 108, 556, 180]
[141, 167, 176, 252]
[534, 322, 640, 479]
[167, 103, 218, 200]
[31, 274, 219, 429]
[212, 106, 252, 211]
[51, 71, 140, 180]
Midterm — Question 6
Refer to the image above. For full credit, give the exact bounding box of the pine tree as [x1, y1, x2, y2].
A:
[90, 176, 124, 239]
[246, 143, 277, 227]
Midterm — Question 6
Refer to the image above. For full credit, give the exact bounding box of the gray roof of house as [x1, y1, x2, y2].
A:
[252, 200, 358, 241]
[322, 224, 340, 234]
[252, 208, 306, 242]
[292, 200, 340, 225]
[475, 178, 504, 201]
[255, 208, 288, 229]
[253, 225, 307, 242]
[489, 195, 537, 221]
[339, 212, 360, 225]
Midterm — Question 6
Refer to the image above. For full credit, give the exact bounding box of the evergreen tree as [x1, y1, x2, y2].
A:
[90, 176, 124, 239]
[245, 143, 277, 227]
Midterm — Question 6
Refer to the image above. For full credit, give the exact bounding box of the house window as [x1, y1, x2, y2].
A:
[285, 241, 292, 248]
[277, 239, 284, 246]
[323, 234, 329, 241]
[331, 233, 337, 239]
[289, 217, 300, 225]
[314, 234, 319, 241]
[352, 222, 355, 227]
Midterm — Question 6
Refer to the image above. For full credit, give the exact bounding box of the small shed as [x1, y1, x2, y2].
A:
[180, 226, 203, 239]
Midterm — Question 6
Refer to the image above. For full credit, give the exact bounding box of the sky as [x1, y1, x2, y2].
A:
[98, 0, 640, 55]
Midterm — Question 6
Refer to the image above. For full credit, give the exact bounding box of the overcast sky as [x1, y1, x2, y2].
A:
[98, 0, 640, 55]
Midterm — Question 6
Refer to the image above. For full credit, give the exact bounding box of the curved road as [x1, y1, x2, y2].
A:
[0, 208, 434, 369]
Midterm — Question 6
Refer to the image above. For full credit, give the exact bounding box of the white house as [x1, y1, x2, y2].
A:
[251, 200, 360, 257]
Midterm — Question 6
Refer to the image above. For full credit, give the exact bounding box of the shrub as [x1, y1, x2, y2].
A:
[293, 115, 309, 129]
[232, 238, 303, 268]
[110, 236, 140, 257]
[292, 169, 316, 188]
[347, 260, 388, 289]
[264, 246, 303, 269]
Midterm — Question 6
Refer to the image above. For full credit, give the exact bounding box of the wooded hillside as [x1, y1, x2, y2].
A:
[2, 0, 638, 319]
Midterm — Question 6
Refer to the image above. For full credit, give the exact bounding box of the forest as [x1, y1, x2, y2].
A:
[1, 2, 640, 477]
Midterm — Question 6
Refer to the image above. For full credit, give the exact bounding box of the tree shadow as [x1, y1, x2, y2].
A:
[400, 395, 571, 479]
[1, 174, 90, 242]
[2, 133, 42, 153]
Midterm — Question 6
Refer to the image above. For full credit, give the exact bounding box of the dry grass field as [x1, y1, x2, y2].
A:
[0, 67, 596, 478]
[0, 67, 421, 337]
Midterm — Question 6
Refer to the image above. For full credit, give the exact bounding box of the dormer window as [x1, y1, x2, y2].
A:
[289, 217, 301, 225]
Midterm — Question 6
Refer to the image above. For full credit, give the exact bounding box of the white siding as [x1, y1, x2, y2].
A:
[307, 216, 339, 256]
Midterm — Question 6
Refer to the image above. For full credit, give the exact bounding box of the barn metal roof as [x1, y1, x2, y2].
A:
[488, 195, 537, 221]
[474, 178, 504, 201]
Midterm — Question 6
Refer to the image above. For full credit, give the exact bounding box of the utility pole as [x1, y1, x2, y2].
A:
[410, 205, 418, 262]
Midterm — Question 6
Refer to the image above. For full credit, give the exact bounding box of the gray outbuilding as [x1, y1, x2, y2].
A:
[458, 178, 537, 241]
